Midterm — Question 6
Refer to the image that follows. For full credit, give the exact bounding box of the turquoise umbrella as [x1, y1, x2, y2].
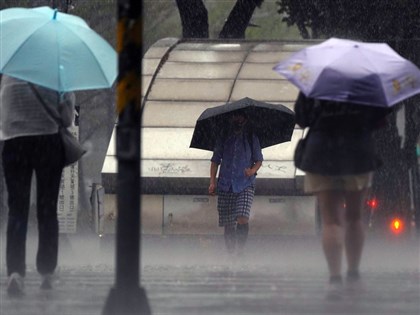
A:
[0, 6, 117, 92]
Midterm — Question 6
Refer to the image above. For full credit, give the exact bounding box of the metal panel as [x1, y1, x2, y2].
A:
[142, 76, 152, 97]
[238, 63, 286, 80]
[162, 195, 316, 235]
[252, 43, 287, 52]
[252, 42, 320, 52]
[262, 131, 303, 160]
[143, 128, 302, 160]
[230, 80, 300, 103]
[142, 128, 210, 159]
[250, 196, 317, 235]
[99, 194, 163, 235]
[143, 160, 296, 178]
[108, 120, 301, 159]
[163, 195, 221, 235]
[156, 62, 242, 79]
[282, 43, 314, 52]
[101, 128, 303, 176]
[176, 42, 254, 51]
[103, 158, 297, 179]
[143, 46, 172, 59]
[168, 51, 247, 63]
[245, 51, 298, 63]
[142, 59, 161, 76]
[148, 79, 234, 102]
[142, 101, 222, 127]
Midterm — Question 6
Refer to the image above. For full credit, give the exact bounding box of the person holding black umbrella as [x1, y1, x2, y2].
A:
[208, 111, 263, 256]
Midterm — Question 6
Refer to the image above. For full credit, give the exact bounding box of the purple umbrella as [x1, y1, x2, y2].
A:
[273, 37, 420, 107]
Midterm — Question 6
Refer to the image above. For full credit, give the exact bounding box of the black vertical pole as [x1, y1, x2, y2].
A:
[103, 0, 151, 314]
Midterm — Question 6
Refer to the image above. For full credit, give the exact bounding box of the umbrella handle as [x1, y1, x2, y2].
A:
[53, 9, 58, 20]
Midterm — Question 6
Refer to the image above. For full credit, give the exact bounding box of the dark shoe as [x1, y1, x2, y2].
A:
[40, 274, 54, 290]
[7, 272, 24, 296]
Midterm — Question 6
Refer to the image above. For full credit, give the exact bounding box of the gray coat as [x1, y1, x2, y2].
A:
[0, 75, 75, 141]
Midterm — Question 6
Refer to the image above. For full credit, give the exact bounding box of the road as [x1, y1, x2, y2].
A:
[0, 234, 419, 315]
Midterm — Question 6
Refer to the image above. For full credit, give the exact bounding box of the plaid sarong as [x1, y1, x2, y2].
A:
[217, 185, 255, 227]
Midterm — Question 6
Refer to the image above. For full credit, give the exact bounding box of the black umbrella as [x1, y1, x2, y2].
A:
[190, 97, 296, 151]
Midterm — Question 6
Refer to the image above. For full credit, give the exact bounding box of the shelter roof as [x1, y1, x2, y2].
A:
[102, 38, 319, 192]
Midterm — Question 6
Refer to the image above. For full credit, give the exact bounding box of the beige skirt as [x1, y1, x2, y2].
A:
[304, 172, 373, 193]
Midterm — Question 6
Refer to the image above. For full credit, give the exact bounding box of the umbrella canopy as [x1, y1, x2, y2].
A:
[0, 6, 117, 92]
[190, 97, 295, 151]
[273, 37, 420, 107]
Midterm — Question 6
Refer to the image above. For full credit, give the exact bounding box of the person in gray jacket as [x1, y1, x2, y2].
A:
[0, 75, 75, 295]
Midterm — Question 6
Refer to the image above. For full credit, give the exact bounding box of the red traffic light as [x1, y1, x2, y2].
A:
[366, 198, 378, 209]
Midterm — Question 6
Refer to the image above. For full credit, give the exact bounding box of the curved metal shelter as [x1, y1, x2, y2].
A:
[101, 38, 321, 194]
[99, 38, 319, 235]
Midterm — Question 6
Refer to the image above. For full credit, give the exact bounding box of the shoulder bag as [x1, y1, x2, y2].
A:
[29, 84, 86, 166]
[294, 127, 314, 169]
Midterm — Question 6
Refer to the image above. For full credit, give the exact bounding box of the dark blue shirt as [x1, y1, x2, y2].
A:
[211, 132, 263, 193]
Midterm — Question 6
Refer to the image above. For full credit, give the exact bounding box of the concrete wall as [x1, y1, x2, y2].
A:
[96, 194, 317, 236]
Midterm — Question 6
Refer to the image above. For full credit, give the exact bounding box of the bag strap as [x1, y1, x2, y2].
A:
[303, 99, 322, 140]
[28, 83, 62, 127]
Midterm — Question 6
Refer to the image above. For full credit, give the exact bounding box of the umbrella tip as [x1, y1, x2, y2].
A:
[53, 9, 58, 20]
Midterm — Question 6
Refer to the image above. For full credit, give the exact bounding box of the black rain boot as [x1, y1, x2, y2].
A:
[224, 225, 236, 254]
[236, 223, 249, 255]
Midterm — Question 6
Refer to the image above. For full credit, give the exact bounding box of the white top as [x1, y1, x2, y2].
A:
[0, 75, 75, 140]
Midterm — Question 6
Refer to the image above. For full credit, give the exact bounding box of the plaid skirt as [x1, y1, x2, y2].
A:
[217, 186, 255, 227]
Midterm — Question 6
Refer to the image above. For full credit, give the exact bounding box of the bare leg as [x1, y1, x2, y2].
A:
[344, 189, 367, 275]
[318, 191, 345, 278]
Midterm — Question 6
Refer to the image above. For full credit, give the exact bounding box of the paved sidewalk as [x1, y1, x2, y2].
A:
[1, 235, 419, 315]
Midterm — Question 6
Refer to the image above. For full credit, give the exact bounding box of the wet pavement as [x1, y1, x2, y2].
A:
[1, 234, 419, 315]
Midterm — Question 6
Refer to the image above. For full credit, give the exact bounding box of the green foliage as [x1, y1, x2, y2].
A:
[71, 0, 116, 46]
[245, 0, 300, 40]
[201, 0, 300, 40]
[0, 0, 116, 47]
[1, 0, 301, 54]
[277, 0, 420, 40]
[144, 0, 182, 52]
[206, 0, 236, 38]
[0, 0, 45, 9]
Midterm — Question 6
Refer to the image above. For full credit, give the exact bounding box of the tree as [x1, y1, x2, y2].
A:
[175, 0, 209, 38]
[50, 0, 72, 11]
[219, 0, 264, 38]
[277, 0, 420, 41]
[276, 0, 420, 233]
[175, 0, 264, 39]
